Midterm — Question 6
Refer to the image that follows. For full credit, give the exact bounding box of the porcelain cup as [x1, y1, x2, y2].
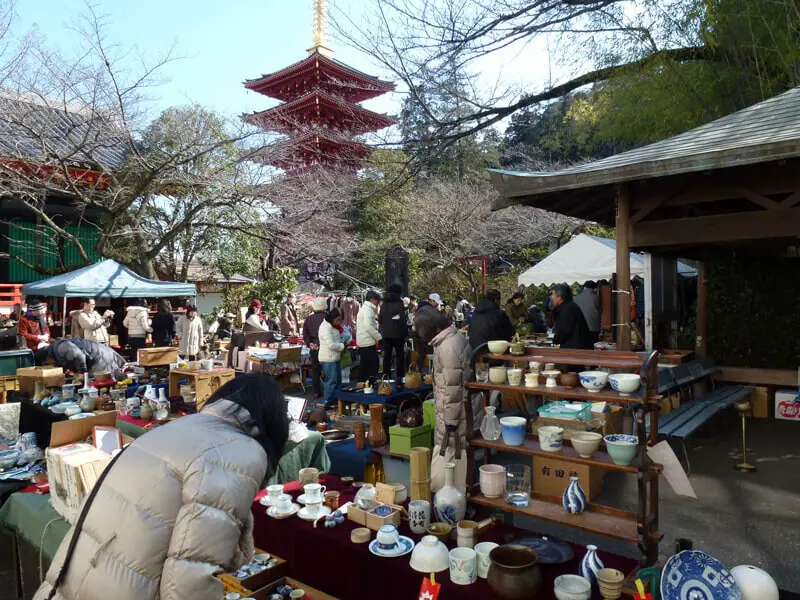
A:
[303, 482, 326, 502]
[304, 500, 323, 518]
[538, 425, 564, 452]
[266, 484, 283, 504]
[479, 464, 506, 498]
[475, 542, 499, 579]
[524, 373, 539, 388]
[275, 493, 293, 514]
[449, 547, 478, 585]
[409, 500, 431, 534]
[376, 524, 400, 550]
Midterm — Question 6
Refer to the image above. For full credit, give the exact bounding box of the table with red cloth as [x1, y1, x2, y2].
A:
[251, 475, 637, 600]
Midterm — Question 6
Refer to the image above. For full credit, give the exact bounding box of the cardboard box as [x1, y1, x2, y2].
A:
[47, 411, 119, 523]
[751, 386, 769, 419]
[533, 456, 604, 501]
[775, 389, 800, 421]
[138, 347, 179, 366]
[389, 423, 432, 456]
[16, 367, 65, 395]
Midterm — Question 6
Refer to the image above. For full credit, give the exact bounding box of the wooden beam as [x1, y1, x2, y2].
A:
[781, 190, 800, 208]
[732, 187, 781, 210]
[615, 184, 631, 351]
[717, 366, 797, 387]
[695, 262, 708, 358]
[631, 195, 669, 224]
[630, 208, 800, 247]
[565, 192, 607, 217]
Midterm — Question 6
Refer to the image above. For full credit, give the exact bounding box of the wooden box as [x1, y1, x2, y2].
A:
[168, 367, 236, 410]
[137, 347, 179, 366]
[16, 366, 65, 395]
[228, 550, 288, 592]
[347, 503, 403, 531]
[533, 456, 604, 501]
[248, 577, 338, 599]
[389, 423, 432, 456]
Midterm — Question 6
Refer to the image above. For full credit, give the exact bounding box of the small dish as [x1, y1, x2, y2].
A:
[297, 505, 332, 521]
[267, 503, 300, 519]
[368, 535, 415, 558]
[426, 522, 453, 543]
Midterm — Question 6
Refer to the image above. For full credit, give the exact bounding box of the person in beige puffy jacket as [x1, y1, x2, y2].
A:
[34, 374, 289, 600]
[414, 307, 482, 493]
[122, 300, 152, 352]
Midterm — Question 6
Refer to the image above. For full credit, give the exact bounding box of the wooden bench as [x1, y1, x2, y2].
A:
[648, 358, 753, 471]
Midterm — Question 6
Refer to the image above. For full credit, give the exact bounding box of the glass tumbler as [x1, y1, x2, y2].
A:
[505, 464, 531, 507]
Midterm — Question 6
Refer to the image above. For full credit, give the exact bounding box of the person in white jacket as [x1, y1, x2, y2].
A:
[318, 308, 352, 407]
[356, 290, 382, 381]
[179, 305, 205, 360]
[76, 298, 111, 344]
[123, 300, 152, 352]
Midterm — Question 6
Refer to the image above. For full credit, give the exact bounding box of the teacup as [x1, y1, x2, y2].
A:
[275, 493, 294, 514]
[449, 547, 478, 585]
[299, 467, 319, 486]
[538, 425, 564, 452]
[524, 373, 539, 388]
[303, 482, 326, 502]
[304, 500, 323, 518]
[266, 484, 283, 504]
[475, 541, 499, 579]
[376, 524, 400, 550]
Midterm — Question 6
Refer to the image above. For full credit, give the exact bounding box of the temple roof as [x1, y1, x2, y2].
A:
[244, 89, 395, 136]
[244, 51, 395, 103]
[247, 131, 370, 171]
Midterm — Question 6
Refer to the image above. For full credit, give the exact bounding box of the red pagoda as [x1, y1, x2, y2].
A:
[244, 0, 395, 176]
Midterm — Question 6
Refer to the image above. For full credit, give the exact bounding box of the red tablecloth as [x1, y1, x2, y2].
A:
[251, 476, 637, 600]
[117, 413, 154, 429]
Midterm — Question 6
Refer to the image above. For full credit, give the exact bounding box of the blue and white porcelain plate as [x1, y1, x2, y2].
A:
[368, 536, 415, 558]
[661, 550, 742, 600]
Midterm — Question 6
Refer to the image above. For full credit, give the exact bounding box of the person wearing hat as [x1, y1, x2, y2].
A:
[303, 297, 328, 397]
[428, 293, 443, 310]
[357, 290, 383, 381]
[215, 312, 236, 340]
[18, 298, 50, 350]
[245, 299, 269, 332]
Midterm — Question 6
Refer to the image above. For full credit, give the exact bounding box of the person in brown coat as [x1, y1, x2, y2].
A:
[280, 293, 299, 336]
[414, 307, 482, 493]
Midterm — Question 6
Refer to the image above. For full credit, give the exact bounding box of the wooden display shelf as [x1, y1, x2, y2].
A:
[471, 492, 642, 543]
[466, 381, 647, 406]
[483, 351, 645, 369]
[472, 434, 661, 474]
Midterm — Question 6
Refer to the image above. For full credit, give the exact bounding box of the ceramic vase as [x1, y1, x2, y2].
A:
[139, 400, 153, 421]
[434, 462, 467, 525]
[367, 403, 388, 446]
[562, 476, 587, 515]
[579, 544, 604, 588]
[79, 390, 95, 413]
[480, 406, 502, 441]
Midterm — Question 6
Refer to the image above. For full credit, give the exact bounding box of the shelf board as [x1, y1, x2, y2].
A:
[471, 492, 640, 543]
[483, 351, 646, 369]
[472, 435, 660, 473]
[466, 381, 646, 406]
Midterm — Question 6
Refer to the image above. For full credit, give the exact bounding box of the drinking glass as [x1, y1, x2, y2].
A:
[475, 361, 489, 383]
[505, 464, 531, 507]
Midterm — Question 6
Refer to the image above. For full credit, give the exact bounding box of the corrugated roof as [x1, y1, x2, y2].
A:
[0, 93, 127, 171]
[491, 86, 800, 208]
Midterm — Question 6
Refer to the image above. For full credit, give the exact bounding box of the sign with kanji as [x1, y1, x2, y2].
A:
[419, 576, 441, 600]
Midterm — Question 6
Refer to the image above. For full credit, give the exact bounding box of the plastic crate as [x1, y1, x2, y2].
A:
[0, 349, 34, 376]
[538, 400, 592, 422]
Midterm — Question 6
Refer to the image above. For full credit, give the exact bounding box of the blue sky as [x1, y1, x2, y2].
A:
[16, 0, 554, 127]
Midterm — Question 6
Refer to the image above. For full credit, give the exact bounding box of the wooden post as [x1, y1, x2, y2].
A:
[616, 184, 632, 351]
[696, 261, 708, 358]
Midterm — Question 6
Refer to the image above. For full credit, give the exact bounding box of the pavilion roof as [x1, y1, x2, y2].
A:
[490, 86, 800, 218]
[245, 51, 395, 103]
[244, 89, 395, 136]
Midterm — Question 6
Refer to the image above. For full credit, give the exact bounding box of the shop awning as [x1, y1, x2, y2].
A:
[21, 259, 196, 298]
[518, 234, 695, 287]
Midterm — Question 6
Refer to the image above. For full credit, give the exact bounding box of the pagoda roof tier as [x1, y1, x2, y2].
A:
[245, 51, 395, 103]
[247, 132, 371, 169]
[244, 90, 395, 136]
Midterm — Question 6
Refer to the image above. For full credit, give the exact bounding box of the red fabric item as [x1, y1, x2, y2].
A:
[251, 476, 638, 600]
[117, 413, 154, 429]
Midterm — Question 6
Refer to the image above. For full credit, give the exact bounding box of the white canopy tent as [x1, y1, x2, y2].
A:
[517, 234, 695, 287]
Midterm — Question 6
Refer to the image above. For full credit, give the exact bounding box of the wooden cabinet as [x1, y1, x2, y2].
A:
[168, 368, 235, 410]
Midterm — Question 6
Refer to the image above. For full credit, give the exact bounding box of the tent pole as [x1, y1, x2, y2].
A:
[63, 296, 68, 337]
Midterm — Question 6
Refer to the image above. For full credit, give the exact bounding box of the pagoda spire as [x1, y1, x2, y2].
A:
[309, 0, 334, 56]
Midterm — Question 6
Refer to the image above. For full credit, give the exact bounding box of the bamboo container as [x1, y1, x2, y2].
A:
[410, 447, 431, 481]
[410, 478, 432, 505]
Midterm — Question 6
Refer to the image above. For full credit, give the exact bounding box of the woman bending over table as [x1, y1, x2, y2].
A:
[34, 374, 289, 600]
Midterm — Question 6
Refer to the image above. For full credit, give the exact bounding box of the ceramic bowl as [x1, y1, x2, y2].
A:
[500, 417, 527, 446]
[0, 450, 19, 469]
[410, 535, 450, 573]
[538, 426, 564, 452]
[608, 373, 641, 395]
[596, 568, 625, 598]
[64, 404, 82, 417]
[553, 574, 592, 600]
[390, 482, 408, 504]
[507, 368, 524, 386]
[487, 340, 511, 354]
[426, 522, 453, 543]
[479, 464, 506, 498]
[489, 367, 508, 384]
[559, 372, 579, 388]
[50, 403, 71, 414]
[570, 432, 602, 458]
[578, 371, 609, 392]
[604, 434, 639, 466]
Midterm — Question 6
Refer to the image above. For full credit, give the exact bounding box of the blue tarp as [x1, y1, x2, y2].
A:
[21, 259, 196, 298]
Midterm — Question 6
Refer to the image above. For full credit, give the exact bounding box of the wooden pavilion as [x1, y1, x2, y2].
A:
[489, 87, 800, 385]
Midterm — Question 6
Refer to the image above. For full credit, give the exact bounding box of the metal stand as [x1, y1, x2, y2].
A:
[735, 400, 757, 472]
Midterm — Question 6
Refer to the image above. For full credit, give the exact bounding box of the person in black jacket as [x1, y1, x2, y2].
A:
[151, 299, 176, 347]
[379, 284, 408, 383]
[303, 297, 328, 397]
[36, 338, 126, 378]
[550, 283, 594, 350]
[468, 289, 514, 349]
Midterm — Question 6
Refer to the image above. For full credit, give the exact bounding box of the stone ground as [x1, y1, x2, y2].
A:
[3, 401, 800, 598]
